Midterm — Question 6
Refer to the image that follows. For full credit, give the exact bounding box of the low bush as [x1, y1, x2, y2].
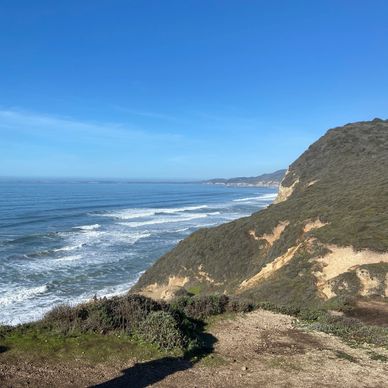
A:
[310, 315, 388, 348]
[170, 294, 253, 320]
[138, 311, 187, 350]
[41, 294, 166, 335]
[256, 301, 301, 317]
[225, 297, 254, 313]
[183, 295, 229, 320]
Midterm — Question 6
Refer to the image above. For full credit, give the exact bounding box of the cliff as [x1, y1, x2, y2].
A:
[133, 119, 388, 308]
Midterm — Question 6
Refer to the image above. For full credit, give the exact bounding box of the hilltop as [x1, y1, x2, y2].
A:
[134, 119, 388, 309]
[203, 169, 286, 187]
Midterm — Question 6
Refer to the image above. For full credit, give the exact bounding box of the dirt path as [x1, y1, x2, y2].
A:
[1, 310, 388, 387]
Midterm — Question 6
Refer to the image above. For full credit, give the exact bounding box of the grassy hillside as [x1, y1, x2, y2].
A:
[134, 119, 388, 308]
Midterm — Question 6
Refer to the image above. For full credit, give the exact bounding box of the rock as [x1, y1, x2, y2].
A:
[241, 366, 248, 371]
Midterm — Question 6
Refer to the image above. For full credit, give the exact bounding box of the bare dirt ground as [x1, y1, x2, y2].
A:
[1, 309, 388, 388]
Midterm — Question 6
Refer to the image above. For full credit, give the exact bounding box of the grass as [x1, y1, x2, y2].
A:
[0, 293, 250, 365]
[186, 285, 202, 296]
[335, 351, 357, 363]
[368, 351, 388, 362]
[264, 357, 303, 371]
[1, 327, 164, 364]
[255, 299, 388, 350]
[2, 292, 388, 372]
[196, 353, 227, 367]
[307, 316, 388, 349]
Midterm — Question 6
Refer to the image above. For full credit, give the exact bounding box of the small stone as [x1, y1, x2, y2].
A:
[241, 366, 248, 371]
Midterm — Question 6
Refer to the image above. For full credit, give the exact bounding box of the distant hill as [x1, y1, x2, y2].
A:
[203, 169, 286, 187]
[133, 119, 388, 309]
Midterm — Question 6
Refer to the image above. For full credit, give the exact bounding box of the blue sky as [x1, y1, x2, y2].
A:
[1, 1, 387, 179]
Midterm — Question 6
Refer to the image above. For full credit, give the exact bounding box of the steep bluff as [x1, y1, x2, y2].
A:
[133, 119, 388, 307]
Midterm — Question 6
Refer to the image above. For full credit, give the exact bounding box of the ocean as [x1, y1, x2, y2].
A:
[0, 179, 277, 325]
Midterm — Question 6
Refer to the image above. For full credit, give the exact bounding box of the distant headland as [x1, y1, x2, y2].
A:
[203, 169, 286, 187]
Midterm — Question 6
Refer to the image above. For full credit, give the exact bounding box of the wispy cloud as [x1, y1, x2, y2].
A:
[0, 108, 183, 143]
[111, 105, 184, 123]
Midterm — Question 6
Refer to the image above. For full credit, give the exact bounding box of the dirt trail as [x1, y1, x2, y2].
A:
[1, 310, 388, 387]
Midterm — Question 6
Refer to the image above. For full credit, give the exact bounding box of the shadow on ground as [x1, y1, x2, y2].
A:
[91, 332, 217, 388]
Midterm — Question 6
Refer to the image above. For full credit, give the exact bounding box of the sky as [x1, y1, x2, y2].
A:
[0, 0, 387, 179]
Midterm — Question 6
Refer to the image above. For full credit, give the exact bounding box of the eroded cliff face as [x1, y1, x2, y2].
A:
[133, 119, 388, 307]
[274, 169, 299, 204]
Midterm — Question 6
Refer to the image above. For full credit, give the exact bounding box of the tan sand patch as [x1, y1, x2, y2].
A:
[274, 174, 299, 204]
[314, 245, 388, 299]
[196, 264, 223, 285]
[386, 273, 388, 297]
[139, 276, 189, 300]
[303, 218, 328, 233]
[249, 221, 289, 246]
[238, 243, 302, 291]
[356, 268, 380, 296]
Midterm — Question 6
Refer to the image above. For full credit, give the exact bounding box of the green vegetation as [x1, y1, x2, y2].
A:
[253, 299, 388, 349]
[134, 119, 388, 307]
[0, 293, 251, 361]
[368, 351, 388, 362]
[139, 311, 186, 350]
[0, 327, 162, 363]
[335, 351, 357, 363]
[308, 315, 388, 348]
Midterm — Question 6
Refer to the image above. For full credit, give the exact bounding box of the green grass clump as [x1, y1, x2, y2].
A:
[368, 351, 388, 362]
[335, 350, 357, 363]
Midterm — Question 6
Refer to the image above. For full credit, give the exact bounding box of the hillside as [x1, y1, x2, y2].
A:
[204, 169, 286, 187]
[133, 119, 388, 308]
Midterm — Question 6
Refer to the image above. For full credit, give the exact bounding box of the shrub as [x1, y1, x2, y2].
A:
[109, 294, 163, 332]
[41, 294, 165, 335]
[297, 308, 326, 322]
[256, 301, 301, 316]
[42, 304, 78, 334]
[138, 311, 186, 350]
[225, 297, 254, 313]
[309, 315, 388, 348]
[182, 294, 230, 320]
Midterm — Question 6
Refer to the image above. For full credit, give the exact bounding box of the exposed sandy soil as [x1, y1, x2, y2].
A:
[248, 221, 289, 246]
[138, 276, 189, 300]
[274, 176, 299, 204]
[313, 245, 388, 299]
[1, 309, 388, 388]
[238, 243, 302, 291]
[303, 218, 328, 233]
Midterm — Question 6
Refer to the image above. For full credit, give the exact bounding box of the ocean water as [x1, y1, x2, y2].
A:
[0, 179, 277, 325]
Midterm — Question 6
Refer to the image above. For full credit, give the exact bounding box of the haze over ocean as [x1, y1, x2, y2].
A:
[0, 179, 277, 324]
